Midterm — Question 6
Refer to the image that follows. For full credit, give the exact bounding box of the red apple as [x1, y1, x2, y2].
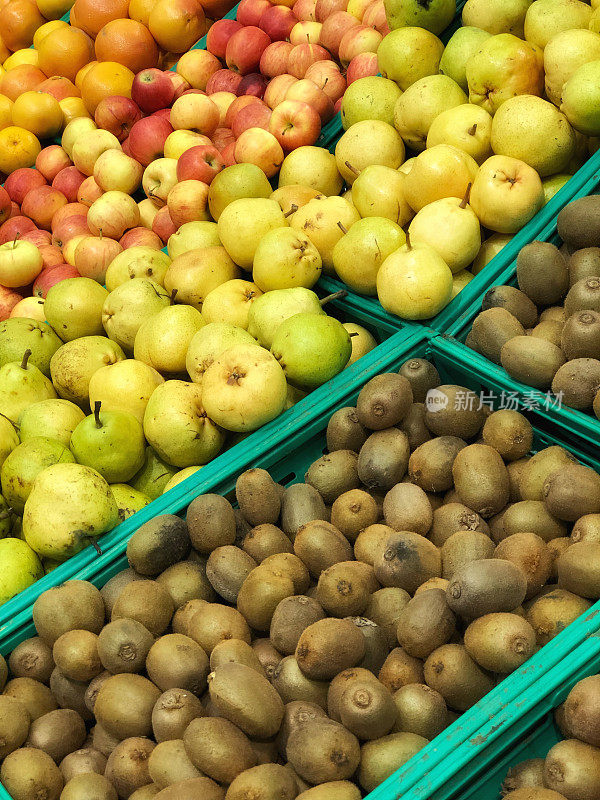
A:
[4, 169, 47, 205]
[35, 146, 72, 182]
[346, 51, 378, 83]
[293, 0, 317, 20]
[290, 20, 322, 44]
[177, 144, 224, 183]
[0, 216, 37, 244]
[128, 116, 174, 166]
[225, 95, 262, 128]
[74, 235, 123, 282]
[221, 141, 237, 166]
[177, 50, 221, 91]
[315, 0, 347, 20]
[237, 72, 269, 98]
[51, 203, 89, 232]
[226, 27, 272, 76]
[33, 263, 80, 298]
[207, 69, 243, 95]
[286, 78, 334, 122]
[334, 96, 342, 113]
[94, 95, 143, 142]
[9, 202, 20, 219]
[119, 227, 163, 249]
[234, 128, 284, 177]
[21, 229, 52, 247]
[206, 18, 243, 59]
[167, 179, 210, 227]
[259, 41, 294, 78]
[212, 127, 236, 152]
[259, 5, 297, 40]
[362, 0, 389, 34]
[0, 285, 23, 320]
[319, 11, 359, 55]
[52, 214, 90, 248]
[52, 167, 87, 203]
[0, 186, 10, 226]
[77, 176, 104, 207]
[152, 205, 177, 243]
[39, 244, 67, 270]
[167, 72, 191, 101]
[338, 25, 382, 66]
[287, 43, 331, 78]
[264, 74, 298, 108]
[269, 99, 321, 149]
[152, 108, 173, 119]
[21, 187, 68, 231]
[305, 60, 346, 100]
[231, 101, 272, 137]
[237, 0, 271, 26]
[121, 137, 133, 157]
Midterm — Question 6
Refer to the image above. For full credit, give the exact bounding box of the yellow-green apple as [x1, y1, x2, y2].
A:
[232, 102, 273, 137]
[404, 144, 479, 212]
[426, 104, 493, 164]
[52, 167, 86, 203]
[206, 69, 243, 94]
[346, 52, 378, 83]
[120, 227, 163, 249]
[218, 197, 286, 269]
[167, 179, 211, 227]
[384, 0, 455, 35]
[260, 5, 297, 40]
[138, 198, 159, 229]
[143, 158, 178, 207]
[341, 75, 401, 128]
[339, 25, 383, 67]
[335, 119, 405, 183]
[177, 50, 221, 90]
[378, 26, 445, 90]
[170, 94, 220, 137]
[279, 145, 343, 194]
[305, 60, 347, 100]
[463, 0, 532, 37]
[286, 79, 334, 123]
[561, 61, 600, 136]
[0, 286, 23, 320]
[164, 245, 240, 309]
[320, 11, 360, 56]
[9, 296, 46, 321]
[439, 27, 493, 91]
[93, 150, 144, 194]
[544, 29, 600, 106]
[524, 0, 591, 50]
[352, 164, 414, 226]
[62, 235, 88, 266]
[347, 0, 370, 18]
[131, 68, 176, 113]
[208, 162, 272, 220]
[290, 21, 322, 44]
[128, 116, 174, 167]
[164, 130, 212, 159]
[210, 91, 237, 125]
[238, 0, 271, 26]
[61, 117, 97, 159]
[94, 96, 142, 143]
[269, 100, 321, 150]
[87, 191, 141, 239]
[21, 188, 68, 232]
[332, 216, 405, 294]
[152, 206, 177, 244]
[0, 239, 43, 287]
[271, 184, 322, 214]
[206, 19, 243, 58]
[177, 144, 224, 184]
[71, 129, 122, 177]
[288, 43, 332, 78]
[36, 146, 71, 182]
[201, 278, 263, 328]
[315, 0, 346, 20]
[290, 195, 360, 271]
[74, 235, 123, 283]
[393, 74, 467, 151]
[167, 221, 220, 258]
[470, 154, 544, 233]
[260, 41, 294, 77]
[234, 128, 285, 178]
[77, 176, 103, 207]
[264, 74, 298, 108]
[471, 232, 512, 274]
[296, 0, 318, 20]
[408, 195, 481, 273]
[226, 26, 272, 75]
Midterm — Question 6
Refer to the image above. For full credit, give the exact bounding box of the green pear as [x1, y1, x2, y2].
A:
[0, 414, 19, 470]
[271, 313, 352, 390]
[343, 323, 377, 367]
[334, 121, 405, 183]
[408, 195, 481, 273]
[110, 484, 151, 521]
[163, 246, 240, 310]
[102, 278, 171, 353]
[70, 402, 146, 484]
[218, 198, 286, 270]
[352, 165, 414, 227]
[332, 217, 406, 295]
[0, 538, 43, 604]
[45, 278, 109, 342]
[130, 446, 179, 500]
[290, 196, 360, 272]
[208, 163, 272, 221]
[50, 336, 126, 406]
[105, 246, 172, 292]
[19, 399, 85, 447]
[341, 77, 402, 129]
[138, 304, 205, 374]
[394, 75, 467, 152]
[201, 345, 287, 432]
[201, 279, 263, 330]
[384, 0, 455, 34]
[0, 350, 57, 424]
[1, 437, 75, 514]
[0, 318, 62, 376]
[377, 27, 445, 91]
[252, 228, 322, 292]
[162, 466, 201, 494]
[278, 147, 343, 196]
[544, 29, 600, 107]
[167, 221, 220, 259]
[186, 322, 258, 384]
[22, 462, 120, 560]
[247, 287, 325, 349]
[542, 173, 572, 204]
[471, 232, 512, 274]
[88, 360, 164, 424]
[439, 27, 493, 91]
[0, 494, 11, 537]
[143, 380, 225, 467]
[524, 0, 592, 50]
[561, 60, 600, 136]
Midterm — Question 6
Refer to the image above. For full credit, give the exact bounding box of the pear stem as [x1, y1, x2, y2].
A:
[467, 123, 477, 136]
[349, 332, 359, 337]
[337, 222, 348, 234]
[0, 412, 19, 432]
[170, 289, 178, 305]
[89, 539, 103, 556]
[21, 350, 31, 370]
[345, 161, 360, 176]
[460, 183, 472, 209]
[94, 401, 102, 429]
[320, 290, 348, 306]
[0, 508, 12, 521]
[284, 204, 298, 218]
[405, 232, 412, 251]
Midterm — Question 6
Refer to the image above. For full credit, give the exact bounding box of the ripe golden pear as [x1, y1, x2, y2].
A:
[393, 74, 467, 151]
[378, 27, 445, 90]
[524, 0, 592, 49]
[462, 0, 532, 38]
[290, 196, 360, 272]
[335, 120, 405, 184]
[343, 323, 377, 366]
[426, 104, 493, 164]
[253, 228, 322, 292]
[439, 26, 492, 91]
[167, 221, 220, 259]
[403, 145, 479, 212]
[271, 185, 322, 215]
[352, 165, 414, 227]
[471, 232, 513, 274]
[278, 147, 343, 196]
[186, 323, 258, 384]
[139, 304, 206, 374]
[332, 217, 406, 295]
[217, 198, 287, 270]
[105, 247, 172, 292]
[544, 29, 600, 106]
[102, 278, 171, 353]
[201, 279, 263, 329]
[50, 336, 126, 406]
[88, 359, 164, 424]
[163, 247, 240, 311]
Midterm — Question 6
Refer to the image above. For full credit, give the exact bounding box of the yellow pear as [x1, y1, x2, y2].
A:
[393, 75, 467, 151]
[140, 304, 206, 374]
[470, 155, 544, 234]
[290, 196, 360, 273]
[426, 104, 493, 165]
[88, 360, 164, 424]
[524, 0, 592, 49]
[167, 221, 220, 259]
[105, 247, 172, 292]
[217, 198, 286, 270]
[404, 145, 479, 212]
[471, 232, 513, 274]
[163, 246, 241, 311]
[334, 120, 405, 184]
[278, 147, 343, 196]
[201, 280, 263, 329]
[544, 29, 600, 106]
[352, 165, 414, 226]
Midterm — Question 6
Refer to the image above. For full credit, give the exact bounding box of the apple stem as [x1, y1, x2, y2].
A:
[344, 161, 360, 176]
[94, 401, 102, 428]
[337, 222, 348, 234]
[21, 350, 31, 370]
[467, 123, 478, 136]
[405, 232, 412, 251]
[460, 183, 472, 209]
[284, 204, 298, 218]
[12, 232, 20, 248]
[170, 289, 178, 305]
[320, 290, 347, 306]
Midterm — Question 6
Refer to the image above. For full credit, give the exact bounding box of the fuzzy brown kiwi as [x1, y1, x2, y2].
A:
[0, 695, 30, 759]
[565, 275, 600, 314]
[337, 679, 396, 740]
[471, 307, 525, 364]
[293, 520, 353, 577]
[561, 310, 600, 360]
[559, 541, 600, 597]
[151, 688, 203, 743]
[210, 639, 266, 675]
[423, 644, 494, 711]
[415, 578, 450, 594]
[59, 773, 117, 800]
[544, 463, 600, 521]
[398, 358, 440, 403]
[562, 675, 600, 746]
[429, 503, 489, 548]
[235, 468, 281, 526]
[186, 603, 251, 655]
[327, 668, 379, 722]
[126, 515, 190, 577]
[270, 596, 326, 656]
[331, 489, 379, 542]
[395, 589, 456, 659]
[205, 545, 257, 603]
[153, 777, 224, 800]
[86, 672, 117, 714]
[463, 613, 536, 673]
[500, 501, 567, 542]
[129, 787, 160, 800]
[481, 285, 538, 328]
[446, 559, 527, 618]
[252, 639, 283, 681]
[548, 538, 571, 579]
[544, 738, 600, 800]
[356, 373, 413, 430]
[280, 483, 328, 540]
[424, 386, 486, 439]
[251, 739, 278, 765]
[171, 599, 207, 636]
[374, 531, 441, 594]
[60, 748, 107, 783]
[147, 739, 202, 789]
[357, 429, 411, 491]
[452, 444, 510, 518]
[551, 358, 600, 409]
[305, 450, 360, 505]
[408, 437, 467, 493]
[358, 732, 428, 793]
[33, 581, 105, 646]
[296, 782, 362, 800]
[494, 533, 552, 599]
[95, 674, 161, 740]
[111, 580, 174, 636]
[349, 617, 388, 673]
[501, 759, 546, 795]
[382, 483, 434, 534]
[236, 565, 295, 631]
[399, 403, 432, 450]
[3, 677, 58, 720]
[295, 618, 365, 680]
[277, 700, 328, 757]
[569, 247, 600, 283]
[0, 747, 64, 800]
[364, 588, 410, 647]
[51, 630, 102, 683]
[26, 708, 86, 763]
[392, 683, 449, 739]
[500, 336, 565, 390]
[316, 561, 378, 618]
[286, 718, 360, 784]
[242, 524, 293, 562]
[519, 447, 577, 501]
[91, 724, 120, 758]
[326, 407, 369, 452]
[100, 570, 144, 618]
[541, 307, 568, 323]
[354, 524, 395, 567]
[482, 411, 533, 462]
[261, 552, 310, 594]
[146, 634, 209, 695]
[572, 514, 600, 543]
[97, 619, 154, 676]
[441, 531, 495, 579]
[507, 459, 529, 503]
[8, 637, 54, 684]
[516, 240, 569, 305]
[529, 320, 563, 347]
[156, 561, 215, 608]
[104, 738, 156, 799]
[185, 494, 236, 554]
[272, 656, 329, 708]
[225, 763, 298, 800]
[378, 648, 424, 693]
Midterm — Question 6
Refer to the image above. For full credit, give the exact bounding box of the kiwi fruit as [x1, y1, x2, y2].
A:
[60, 773, 118, 800]
[572, 514, 600, 543]
[378, 648, 424, 693]
[286, 718, 360, 784]
[396, 589, 456, 659]
[186, 602, 251, 654]
[544, 463, 600, 521]
[96, 619, 154, 676]
[453, 444, 510, 519]
[415, 578, 450, 593]
[293, 520, 353, 578]
[147, 739, 202, 789]
[441, 531, 495, 579]
[553, 357, 600, 410]
[326, 407, 369, 453]
[0, 695, 30, 759]
[277, 700, 328, 756]
[26, 708, 86, 763]
[392, 683, 448, 739]
[358, 731, 428, 793]
[558, 541, 600, 597]
[155, 560, 215, 608]
[399, 403, 432, 450]
[471, 308, 525, 364]
[95, 674, 161, 740]
[501, 791, 567, 800]
[494, 533, 552, 599]
[501, 758, 545, 795]
[205, 545, 257, 603]
[349, 617, 388, 673]
[408, 436, 467, 492]
[126, 515, 190, 577]
[151, 688, 203, 743]
[51, 630, 102, 683]
[104, 738, 155, 799]
[446, 559, 527, 618]
[3, 677, 58, 720]
[91, 723, 120, 758]
[565, 276, 600, 315]
[296, 782, 361, 800]
[481, 285, 538, 328]
[226, 763, 298, 800]
[507, 459, 529, 503]
[398, 358, 440, 403]
[562, 675, 600, 746]
[295, 618, 365, 680]
[236, 565, 296, 631]
[327, 669, 379, 722]
[544, 738, 600, 800]
[423, 643, 495, 711]
[316, 561, 378, 617]
[516, 241, 569, 305]
[210, 638, 266, 674]
[482, 411, 533, 462]
[101, 570, 145, 618]
[146, 633, 209, 695]
[331, 489, 379, 541]
[519, 447, 577, 501]
[305, 451, 360, 505]
[242, 524, 293, 562]
[0, 747, 64, 800]
[529, 320, 564, 347]
[336, 679, 396, 740]
[429, 503, 489, 548]
[253, 638, 283, 681]
[358, 428, 411, 491]
[548, 538, 571, 579]
[364, 588, 410, 647]
[8, 637, 54, 684]
[235, 468, 281, 526]
[500, 500, 567, 543]
[272, 656, 329, 708]
[32, 581, 105, 646]
[463, 612, 536, 673]
[382, 483, 434, 534]
[541, 307, 568, 324]
[374, 531, 441, 594]
[424, 385, 486, 439]
[569, 247, 600, 284]
[129, 787, 160, 799]
[261, 553, 310, 595]
[185, 493, 236, 554]
[280, 483, 328, 540]
[270, 596, 325, 655]
[500, 336, 565, 389]
[356, 373, 413, 430]
[153, 777, 224, 800]
[354, 523, 394, 567]
[111, 580, 174, 636]
[561, 311, 600, 360]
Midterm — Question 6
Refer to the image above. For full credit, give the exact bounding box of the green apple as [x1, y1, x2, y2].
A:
[333, 217, 406, 294]
[335, 120, 405, 183]
[394, 74, 467, 152]
[0, 318, 62, 376]
[88, 360, 164, 424]
[561, 60, 600, 136]
[377, 27, 445, 90]
[253, 228, 322, 292]
[278, 147, 343, 196]
[45, 278, 108, 343]
[384, 0, 456, 35]
[352, 165, 414, 227]
[0, 538, 43, 604]
[105, 246, 172, 292]
[341, 77, 402, 129]
[208, 163, 272, 221]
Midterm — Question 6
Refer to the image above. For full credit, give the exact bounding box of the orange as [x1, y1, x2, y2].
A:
[12, 91, 64, 138]
[59, 96, 91, 123]
[38, 76, 80, 100]
[0, 65, 46, 101]
[0, 0, 45, 51]
[36, 0, 76, 20]
[4, 49, 40, 70]
[94, 19, 159, 72]
[0, 126, 41, 174]
[37, 26, 94, 83]
[148, 0, 207, 53]
[80, 61, 134, 114]
[128, 0, 158, 25]
[69, 0, 130, 38]
[75, 61, 97, 91]
[0, 96, 13, 130]
[32, 19, 68, 49]
[0, 34, 10, 64]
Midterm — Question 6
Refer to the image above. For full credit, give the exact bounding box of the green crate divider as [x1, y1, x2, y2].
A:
[4, 330, 600, 800]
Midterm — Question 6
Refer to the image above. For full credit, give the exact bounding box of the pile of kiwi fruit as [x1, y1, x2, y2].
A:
[1, 356, 600, 800]
[500, 673, 600, 800]
[467, 194, 600, 416]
